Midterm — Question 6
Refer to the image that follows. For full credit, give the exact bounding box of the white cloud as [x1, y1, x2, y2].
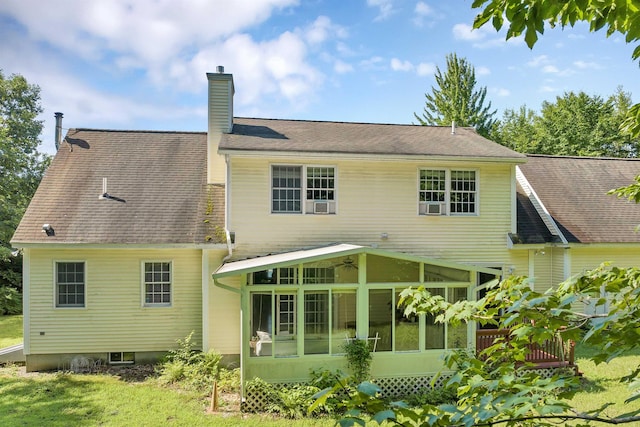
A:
[303, 16, 348, 45]
[416, 62, 436, 76]
[390, 58, 414, 72]
[334, 60, 354, 74]
[542, 65, 559, 73]
[413, 2, 433, 26]
[527, 55, 550, 67]
[451, 22, 519, 48]
[573, 60, 603, 70]
[476, 66, 490, 76]
[367, 0, 395, 22]
[491, 87, 510, 97]
[361, 56, 386, 70]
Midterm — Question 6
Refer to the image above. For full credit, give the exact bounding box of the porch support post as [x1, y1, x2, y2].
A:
[357, 253, 368, 339]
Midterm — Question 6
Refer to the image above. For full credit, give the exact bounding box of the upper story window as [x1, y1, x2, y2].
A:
[143, 262, 172, 306]
[419, 169, 477, 216]
[56, 262, 85, 308]
[272, 165, 336, 214]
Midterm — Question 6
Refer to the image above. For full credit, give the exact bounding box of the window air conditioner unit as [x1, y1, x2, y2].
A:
[424, 202, 446, 216]
[313, 201, 329, 214]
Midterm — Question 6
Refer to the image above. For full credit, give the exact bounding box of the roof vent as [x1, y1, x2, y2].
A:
[216, 65, 224, 74]
[54, 112, 63, 150]
[451, 121, 456, 135]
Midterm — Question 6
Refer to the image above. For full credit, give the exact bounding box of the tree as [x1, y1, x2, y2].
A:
[471, 0, 640, 138]
[414, 53, 497, 137]
[491, 105, 538, 152]
[0, 71, 49, 293]
[316, 269, 640, 426]
[492, 89, 639, 157]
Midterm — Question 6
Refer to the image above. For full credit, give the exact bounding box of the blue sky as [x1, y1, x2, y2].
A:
[1, 0, 639, 154]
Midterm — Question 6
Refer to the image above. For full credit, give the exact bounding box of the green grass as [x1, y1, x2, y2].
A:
[568, 345, 640, 423]
[0, 314, 23, 348]
[0, 366, 334, 427]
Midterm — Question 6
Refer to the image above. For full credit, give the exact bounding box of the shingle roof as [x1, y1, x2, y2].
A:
[517, 155, 640, 244]
[11, 129, 226, 245]
[515, 182, 557, 244]
[220, 118, 526, 160]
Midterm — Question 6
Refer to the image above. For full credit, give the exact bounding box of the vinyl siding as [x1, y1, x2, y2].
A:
[27, 248, 202, 355]
[229, 157, 516, 266]
[570, 246, 640, 274]
[207, 251, 241, 355]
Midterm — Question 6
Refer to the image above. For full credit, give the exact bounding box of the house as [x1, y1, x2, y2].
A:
[10, 69, 640, 395]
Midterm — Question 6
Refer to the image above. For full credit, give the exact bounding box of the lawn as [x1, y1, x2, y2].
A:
[568, 345, 640, 422]
[0, 314, 23, 348]
[2, 312, 639, 426]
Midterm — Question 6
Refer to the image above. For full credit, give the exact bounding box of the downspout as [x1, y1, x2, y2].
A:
[223, 154, 233, 263]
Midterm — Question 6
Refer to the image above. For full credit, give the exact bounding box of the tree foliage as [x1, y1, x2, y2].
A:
[318, 268, 640, 426]
[0, 70, 49, 290]
[414, 53, 497, 137]
[472, 0, 640, 138]
[492, 88, 639, 156]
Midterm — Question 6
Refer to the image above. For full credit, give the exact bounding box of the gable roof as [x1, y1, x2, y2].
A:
[517, 155, 640, 244]
[11, 129, 226, 246]
[220, 118, 526, 161]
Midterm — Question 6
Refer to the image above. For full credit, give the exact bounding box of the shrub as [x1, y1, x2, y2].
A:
[0, 286, 22, 315]
[405, 385, 458, 407]
[343, 338, 372, 383]
[158, 332, 223, 393]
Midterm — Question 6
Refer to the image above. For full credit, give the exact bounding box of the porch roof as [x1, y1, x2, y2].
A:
[212, 243, 503, 279]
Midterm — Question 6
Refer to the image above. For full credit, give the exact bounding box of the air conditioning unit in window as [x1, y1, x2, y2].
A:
[421, 202, 446, 216]
[313, 201, 329, 214]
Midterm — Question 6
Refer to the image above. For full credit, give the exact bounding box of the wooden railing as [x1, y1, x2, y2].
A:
[476, 329, 576, 370]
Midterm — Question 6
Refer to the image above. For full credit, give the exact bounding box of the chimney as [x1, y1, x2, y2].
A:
[54, 112, 63, 150]
[206, 66, 234, 184]
[451, 120, 456, 135]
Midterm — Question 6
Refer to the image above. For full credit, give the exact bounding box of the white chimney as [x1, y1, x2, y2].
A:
[206, 67, 234, 184]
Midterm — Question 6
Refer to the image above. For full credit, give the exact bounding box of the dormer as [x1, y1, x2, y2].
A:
[207, 66, 234, 184]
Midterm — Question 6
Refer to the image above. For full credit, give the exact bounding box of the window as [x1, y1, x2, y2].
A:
[144, 262, 171, 306]
[109, 352, 135, 364]
[56, 262, 85, 308]
[272, 166, 302, 213]
[419, 169, 477, 215]
[250, 289, 357, 357]
[272, 165, 336, 214]
[252, 268, 297, 285]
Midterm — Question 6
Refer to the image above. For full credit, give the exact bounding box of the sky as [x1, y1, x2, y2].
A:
[1, 0, 639, 155]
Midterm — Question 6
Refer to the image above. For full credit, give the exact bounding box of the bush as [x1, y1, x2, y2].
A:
[405, 385, 458, 407]
[0, 286, 22, 315]
[158, 332, 223, 393]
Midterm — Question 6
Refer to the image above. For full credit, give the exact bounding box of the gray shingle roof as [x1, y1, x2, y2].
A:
[221, 118, 526, 160]
[518, 155, 640, 244]
[11, 129, 225, 245]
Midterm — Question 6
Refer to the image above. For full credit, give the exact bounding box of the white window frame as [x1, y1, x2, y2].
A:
[418, 168, 479, 216]
[54, 261, 86, 309]
[142, 261, 173, 307]
[271, 164, 337, 215]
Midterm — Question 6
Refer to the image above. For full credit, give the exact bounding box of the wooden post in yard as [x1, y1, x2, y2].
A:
[209, 380, 219, 412]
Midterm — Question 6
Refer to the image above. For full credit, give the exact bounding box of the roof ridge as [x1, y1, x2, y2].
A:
[527, 154, 640, 161]
[234, 116, 477, 129]
[68, 128, 207, 135]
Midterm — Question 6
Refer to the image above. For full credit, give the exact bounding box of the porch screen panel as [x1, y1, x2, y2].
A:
[447, 288, 468, 348]
[395, 291, 419, 351]
[425, 288, 445, 349]
[331, 291, 357, 353]
[304, 291, 329, 354]
[369, 289, 392, 352]
[250, 293, 272, 357]
[275, 293, 297, 356]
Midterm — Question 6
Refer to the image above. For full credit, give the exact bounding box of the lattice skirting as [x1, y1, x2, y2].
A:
[242, 374, 451, 413]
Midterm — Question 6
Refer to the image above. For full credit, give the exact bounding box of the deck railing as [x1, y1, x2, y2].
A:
[476, 328, 575, 369]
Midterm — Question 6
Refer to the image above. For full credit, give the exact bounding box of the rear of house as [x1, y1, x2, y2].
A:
[11, 70, 640, 393]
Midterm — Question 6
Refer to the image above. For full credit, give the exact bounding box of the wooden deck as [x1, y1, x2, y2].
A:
[476, 329, 578, 374]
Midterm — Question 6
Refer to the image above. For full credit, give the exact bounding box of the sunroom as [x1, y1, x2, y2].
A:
[212, 244, 502, 386]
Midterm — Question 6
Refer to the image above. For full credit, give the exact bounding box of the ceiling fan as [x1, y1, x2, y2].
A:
[334, 256, 358, 270]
